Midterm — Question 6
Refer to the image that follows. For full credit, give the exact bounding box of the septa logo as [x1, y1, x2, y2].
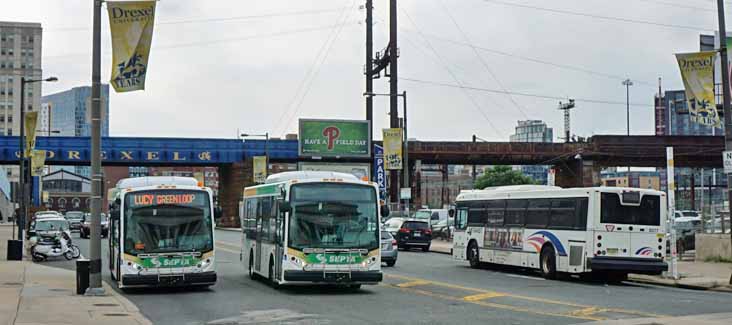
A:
[605, 225, 615, 232]
[322, 126, 341, 150]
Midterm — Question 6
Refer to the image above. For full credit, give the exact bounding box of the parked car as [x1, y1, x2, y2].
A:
[64, 211, 85, 231]
[34, 211, 62, 220]
[414, 209, 449, 228]
[674, 210, 700, 220]
[674, 217, 702, 253]
[431, 218, 454, 240]
[381, 230, 398, 267]
[396, 220, 432, 251]
[79, 213, 109, 238]
[384, 217, 406, 236]
[27, 217, 71, 242]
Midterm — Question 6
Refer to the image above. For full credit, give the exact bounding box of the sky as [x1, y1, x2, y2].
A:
[3, 0, 726, 141]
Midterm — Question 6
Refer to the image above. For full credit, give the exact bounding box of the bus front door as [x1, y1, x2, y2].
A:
[453, 208, 469, 260]
[274, 210, 284, 281]
[255, 213, 263, 272]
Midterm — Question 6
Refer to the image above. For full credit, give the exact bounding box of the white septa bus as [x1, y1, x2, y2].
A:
[240, 171, 387, 288]
[452, 186, 668, 281]
[108, 177, 220, 288]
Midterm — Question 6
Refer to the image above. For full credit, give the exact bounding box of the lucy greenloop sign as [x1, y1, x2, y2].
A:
[298, 119, 371, 157]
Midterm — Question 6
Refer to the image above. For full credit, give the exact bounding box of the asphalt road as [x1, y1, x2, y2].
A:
[41, 229, 732, 325]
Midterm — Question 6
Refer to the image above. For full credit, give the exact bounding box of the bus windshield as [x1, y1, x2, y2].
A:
[123, 190, 213, 255]
[289, 183, 378, 251]
[600, 193, 661, 226]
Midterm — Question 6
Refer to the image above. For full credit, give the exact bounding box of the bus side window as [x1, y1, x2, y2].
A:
[456, 209, 468, 230]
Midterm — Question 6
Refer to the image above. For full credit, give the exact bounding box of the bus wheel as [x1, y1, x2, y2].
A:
[540, 246, 557, 280]
[268, 259, 279, 289]
[468, 241, 480, 269]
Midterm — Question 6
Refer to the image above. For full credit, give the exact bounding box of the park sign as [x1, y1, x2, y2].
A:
[298, 119, 371, 158]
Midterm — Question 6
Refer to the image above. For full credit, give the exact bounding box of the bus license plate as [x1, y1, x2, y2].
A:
[607, 248, 618, 255]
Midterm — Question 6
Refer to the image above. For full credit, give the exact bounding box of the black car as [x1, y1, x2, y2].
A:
[79, 213, 109, 238]
[396, 220, 431, 252]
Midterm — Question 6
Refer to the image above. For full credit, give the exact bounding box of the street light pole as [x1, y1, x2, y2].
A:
[622, 79, 633, 137]
[241, 133, 270, 179]
[87, 0, 104, 295]
[714, 0, 732, 285]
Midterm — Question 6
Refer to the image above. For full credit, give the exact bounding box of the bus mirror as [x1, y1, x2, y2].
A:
[448, 209, 455, 218]
[114, 198, 121, 206]
[214, 207, 223, 220]
[278, 200, 292, 213]
[380, 205, 390, 218]
[110, 209, 120, 221]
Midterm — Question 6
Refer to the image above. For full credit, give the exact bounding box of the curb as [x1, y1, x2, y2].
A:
[430, 249, 452, 255]
[215, 227, 241, 232]
[627, 276, 732, 292]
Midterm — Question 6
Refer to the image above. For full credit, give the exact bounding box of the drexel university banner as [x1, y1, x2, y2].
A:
[107, 1, 157, 92]
[675, 51, 720, 127]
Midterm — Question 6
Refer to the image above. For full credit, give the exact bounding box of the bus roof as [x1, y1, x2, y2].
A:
[116, 176, 200, 189]
[264, 171, 359, 184]
[456, 186, 664, 201]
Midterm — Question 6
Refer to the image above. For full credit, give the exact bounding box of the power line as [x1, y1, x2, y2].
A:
[400, 7, 504, 138]
[636, 0, 715, 12]
[46, 7, 352, 32]
[483, 0, 711, 31]
[275, 1, 358, 136]
[401, 76, 654, 108]
[44, 23, 360, 60]
[405, 28, 657, 87]
[438, 0, 529, 119]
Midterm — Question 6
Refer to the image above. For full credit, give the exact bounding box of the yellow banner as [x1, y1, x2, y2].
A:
[108, 1, 157, 92]
[383, 128, 403, 170]
[24, 111, 38, 158]
[253, 156, 267, 183]
[31, 150, 46, 176]
[676, 51, 719, 127]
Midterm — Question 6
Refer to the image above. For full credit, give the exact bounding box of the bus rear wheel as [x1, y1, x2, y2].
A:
[540, 246, 557, 279]
[468, 241, 480, 269]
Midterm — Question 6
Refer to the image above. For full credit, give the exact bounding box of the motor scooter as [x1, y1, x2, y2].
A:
[31, 231, 81, 262]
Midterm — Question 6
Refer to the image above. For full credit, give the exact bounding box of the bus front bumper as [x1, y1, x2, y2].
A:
[283, 270, 382, 284]
[588, 257, 668, 275]
[122, 272, 217, 287]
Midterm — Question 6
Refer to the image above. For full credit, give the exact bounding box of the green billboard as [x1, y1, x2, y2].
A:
[299, 119, 371, 158]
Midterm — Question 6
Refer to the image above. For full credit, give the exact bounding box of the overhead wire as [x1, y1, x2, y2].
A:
[438, 0, 529, 119]
[399, 7, 504, 138]
[636, 0, 715, 12]
[482, 0, 711, 31]
[275, 0, 358, 136]
[400, 77, 654, 108]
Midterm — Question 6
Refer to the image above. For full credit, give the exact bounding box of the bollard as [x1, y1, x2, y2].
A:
[76, 258, 90, 295]
[6, 239, 22, 261]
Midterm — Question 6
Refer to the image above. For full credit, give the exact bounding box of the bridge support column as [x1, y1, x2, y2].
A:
[554, 159, 601, 188]
[218, 160, 253, 228]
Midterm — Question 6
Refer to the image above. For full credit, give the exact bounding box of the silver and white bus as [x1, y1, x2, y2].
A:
[108, 177, 220, 288]
[452, 185, 668, 281]
[240, 171, 387, 289]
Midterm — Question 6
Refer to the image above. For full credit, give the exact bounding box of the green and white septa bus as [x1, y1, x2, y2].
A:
[240, 171, 389, 288]
[452, 185, 668, 282]
[108, 177, 221, 288]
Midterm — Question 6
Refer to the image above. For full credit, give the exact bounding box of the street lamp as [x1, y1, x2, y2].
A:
[241, 133, 270, 181]
[363, 91, 409, 209]
[9, 76, 57, 260]
[622, 78, 633, 136]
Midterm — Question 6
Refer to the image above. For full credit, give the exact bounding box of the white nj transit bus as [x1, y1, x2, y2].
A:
[108, 177, 220, 288]
[240, 171, 388, 289]
[452, 185, 668, 281]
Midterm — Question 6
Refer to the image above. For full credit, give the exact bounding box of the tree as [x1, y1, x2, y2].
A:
[475, 166, 535, 189]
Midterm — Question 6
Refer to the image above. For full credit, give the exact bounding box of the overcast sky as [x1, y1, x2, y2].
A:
[4, 0, 725, 141]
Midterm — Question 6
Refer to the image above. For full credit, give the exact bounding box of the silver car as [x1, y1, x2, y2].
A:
[381, 230, 397, 267]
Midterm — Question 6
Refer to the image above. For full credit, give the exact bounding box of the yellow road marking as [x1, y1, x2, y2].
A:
[396, 280, 431, 288]
[462, 292, 505, 301]
[384, 274, 666, 320]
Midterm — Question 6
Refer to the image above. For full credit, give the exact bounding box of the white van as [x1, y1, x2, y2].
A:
[414, 209, 449, 227]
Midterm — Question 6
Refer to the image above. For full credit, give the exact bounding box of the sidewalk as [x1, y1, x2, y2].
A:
[628, 260, 732, 291]
[0, 224, 151, 325]
[579, 312, 732, 325]
[430, 239, 452, 255]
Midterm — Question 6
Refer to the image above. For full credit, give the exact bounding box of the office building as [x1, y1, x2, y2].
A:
[601, 170, 661, 191]
[41, 85, 110, 177]
[509, 120, 553, 184]
[0, 22, 42, 193]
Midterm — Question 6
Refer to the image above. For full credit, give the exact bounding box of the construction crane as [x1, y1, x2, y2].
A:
[558, 99, 576, 143]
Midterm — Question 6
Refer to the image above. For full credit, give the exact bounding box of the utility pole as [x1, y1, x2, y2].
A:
[622, 79, 633, 136]
[558, 99, 575, 142]
[365, 0, 373, 126]
[389, 0, 400, 205]
[87, 0, 104, 295]
[472, 135, 477, 183]
[715, 0, 732, 285]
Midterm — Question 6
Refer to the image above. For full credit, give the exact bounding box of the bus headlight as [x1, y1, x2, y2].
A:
[290, 256, 307, 268]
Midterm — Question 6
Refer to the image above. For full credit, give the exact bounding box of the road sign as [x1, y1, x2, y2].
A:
[373, 145, 386, 197]
[400, 187, 412, 200]
[724, 151, 732, 174]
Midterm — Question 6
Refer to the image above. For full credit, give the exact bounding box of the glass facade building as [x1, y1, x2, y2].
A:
[509, 120, 553, 185]
[41, 85, 110, 177]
